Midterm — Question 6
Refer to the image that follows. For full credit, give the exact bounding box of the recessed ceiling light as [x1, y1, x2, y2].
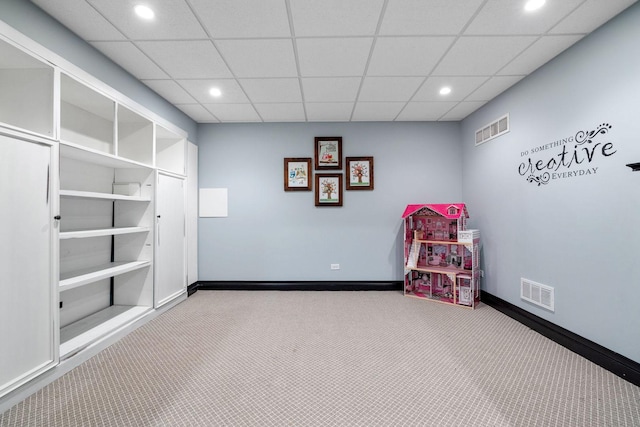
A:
[134, 5, 155, 20]
[439, 86, 452, 96]
[209, 87, 222, 97]
[524, 0, 545, 12]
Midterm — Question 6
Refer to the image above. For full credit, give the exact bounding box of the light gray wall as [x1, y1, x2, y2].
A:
[0, 0, 197, 140]
[198, 122, 461, 281]
[461, 3, 640, 363]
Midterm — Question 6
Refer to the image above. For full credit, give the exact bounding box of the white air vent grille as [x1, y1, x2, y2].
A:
[521, 278, 554, 311]
[475, 113, 509, 146]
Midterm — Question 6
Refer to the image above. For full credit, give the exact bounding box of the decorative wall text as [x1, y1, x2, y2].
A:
[518, 123, 616, 186]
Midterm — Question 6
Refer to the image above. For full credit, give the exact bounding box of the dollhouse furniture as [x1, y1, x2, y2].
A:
[402, 204, 481, 309]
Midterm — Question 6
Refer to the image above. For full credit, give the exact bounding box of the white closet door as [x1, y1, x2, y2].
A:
[155, 173, 186, 307]
[186, 142, 198, 286]
[0, 133, 57, 397]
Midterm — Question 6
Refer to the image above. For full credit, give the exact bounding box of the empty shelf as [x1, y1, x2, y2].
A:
[59, 226, 151, 239]
[60, 189, 150, 202]
[59, 260, 151, 291]
[60, 305, 151, 358]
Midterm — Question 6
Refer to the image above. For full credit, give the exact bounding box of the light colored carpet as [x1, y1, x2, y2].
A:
[1, 291, 639, 426]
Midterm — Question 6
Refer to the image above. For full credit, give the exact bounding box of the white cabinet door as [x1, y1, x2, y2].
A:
[0, 132, 57, 397]
[186, 142, 198, 286]
[155, 173, 186, 307]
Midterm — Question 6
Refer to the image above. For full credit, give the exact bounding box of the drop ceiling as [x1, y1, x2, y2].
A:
[30, 0, 637, 123]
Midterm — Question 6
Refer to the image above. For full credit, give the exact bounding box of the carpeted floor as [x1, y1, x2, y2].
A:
[1, 290, 639, 426]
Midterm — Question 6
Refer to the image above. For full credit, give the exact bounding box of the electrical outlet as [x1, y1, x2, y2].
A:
[330, 264, 340, 270]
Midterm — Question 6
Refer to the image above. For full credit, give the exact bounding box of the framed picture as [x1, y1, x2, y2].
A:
[346, 156, 374, 190]
[315, 173, 343, 206]
[314, 137, 342, 170]
[284, 158, 312, 191]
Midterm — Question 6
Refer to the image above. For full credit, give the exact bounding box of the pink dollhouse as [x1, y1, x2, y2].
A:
[402, 203, 481, 308]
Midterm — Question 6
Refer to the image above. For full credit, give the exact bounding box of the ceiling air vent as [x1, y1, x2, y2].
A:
[521, 278, 554, 312]
[475, 113, 509, 146]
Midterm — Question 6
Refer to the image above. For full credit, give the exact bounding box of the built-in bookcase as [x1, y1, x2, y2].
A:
[58, 144, 154, 358]
[0, 24, 191, 404]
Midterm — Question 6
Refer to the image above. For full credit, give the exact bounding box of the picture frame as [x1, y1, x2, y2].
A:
[314, 137, 342, 170]
[315, 173, 343, 206]
[284, 157, 312, 191]
[346, 156, 374, 190]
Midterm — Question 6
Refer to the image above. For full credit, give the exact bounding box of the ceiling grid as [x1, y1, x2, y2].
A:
[29, 0, 638, 123]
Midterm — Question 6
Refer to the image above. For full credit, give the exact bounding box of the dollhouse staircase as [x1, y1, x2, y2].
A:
[406, 239, 421, 270]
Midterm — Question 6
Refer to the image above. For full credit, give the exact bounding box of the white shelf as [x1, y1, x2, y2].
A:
[59, 260, 151, 291]
[60, 226, 151, 240]
[60, 305, 151, 358]
[60, 141, 152, 170]
[60, 189, 150, 202]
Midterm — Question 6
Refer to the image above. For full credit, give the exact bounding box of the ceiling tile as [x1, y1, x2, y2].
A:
[177, 79, 250, 104]
[466, 76, 524, 101]
[380, 0, 485, 35]
[352, 102, 405, 121]
[358, 77, 424, 102]
[32, 0, 127, 41]
[465, 0, 584, 35]
[175, 104, 219, 122]
[305, 103, 354, 121]
[86, 0, 207, 40]
[239, 78, 302, 103]
[367, 37, 455, 76]
[203, 103, 261, 122]
[216, 39, 298, 78]
[396, 102, 457, 121]
[550, 0, 636, 34]
[302, 77, 362, 102]
[290, 0, 385, 36]
[30, 0, 635, 124]
[142, 80, 197, 104]
[190, 0, 291, 38]
[297, 38, 373, 77]
[254, 103, 306, 122]
[499, 35, 584, 76]
[413, 76, 489, 102]
[439, 101, 486, 121]
[432, 36, 537, 76]
[136, 40, 231, 79]
[90, 41, 169, 79]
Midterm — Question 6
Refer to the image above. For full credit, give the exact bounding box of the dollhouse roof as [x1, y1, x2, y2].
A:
[401, 203, 469, 219]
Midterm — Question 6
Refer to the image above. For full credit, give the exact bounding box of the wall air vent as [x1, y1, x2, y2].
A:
[475, 113, 509, 146]
[521, 278, 554, 312]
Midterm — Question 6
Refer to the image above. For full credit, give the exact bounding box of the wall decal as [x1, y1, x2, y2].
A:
[518, 123, 616, 186]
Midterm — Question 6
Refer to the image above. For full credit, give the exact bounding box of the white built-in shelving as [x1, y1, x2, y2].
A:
[0, 25, 191, 402]
[59, 136, 155, 358]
